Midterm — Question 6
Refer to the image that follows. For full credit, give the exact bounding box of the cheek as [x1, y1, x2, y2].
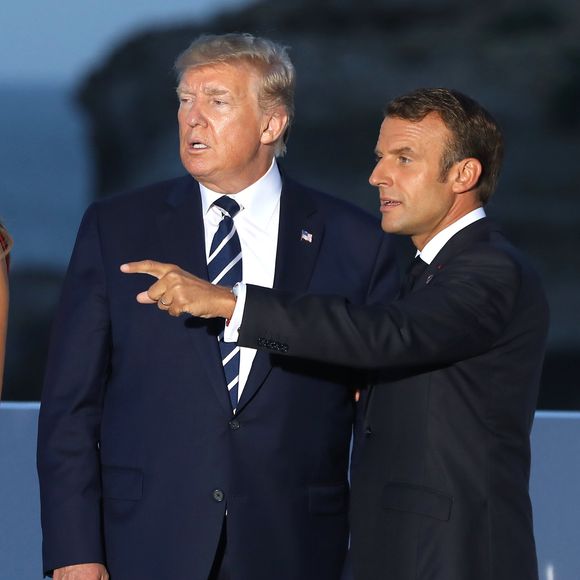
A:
[225, 124, 261, 153]
[416, 189, 449, 223]
[177, 116, 189, 138]
[221, 118, 249, 140]
[207, 116, 238, 146]
[177, 105, 188, 124]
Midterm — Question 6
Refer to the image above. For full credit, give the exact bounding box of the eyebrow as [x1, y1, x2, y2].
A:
[375, 146, 414, 157]
[203, 87, 230, 96]
[175, 86, 230, 96]
[389, 146, 414, 155]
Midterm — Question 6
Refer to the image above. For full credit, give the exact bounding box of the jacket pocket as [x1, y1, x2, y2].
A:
[101, 465, 143, 501]
[382, 481, 452, 521]
[308, 483, 349, 515]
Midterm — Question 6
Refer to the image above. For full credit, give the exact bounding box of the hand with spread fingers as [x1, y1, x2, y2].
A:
[121, 260, 236, 319]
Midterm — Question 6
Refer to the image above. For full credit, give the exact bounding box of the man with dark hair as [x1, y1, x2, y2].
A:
[385, 88, 503, 204]
[37, 33, 398, 580]
[125, 88, 549, 580]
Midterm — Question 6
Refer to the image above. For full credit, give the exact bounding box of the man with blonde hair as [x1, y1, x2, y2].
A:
[38, 33, 398, 580]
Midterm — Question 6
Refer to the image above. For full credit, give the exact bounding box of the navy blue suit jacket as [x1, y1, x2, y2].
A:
[37, 174, 398, 579]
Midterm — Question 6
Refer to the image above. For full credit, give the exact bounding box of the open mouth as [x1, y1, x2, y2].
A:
[189, 141, 208, 150]
[380, 199, 401, 207]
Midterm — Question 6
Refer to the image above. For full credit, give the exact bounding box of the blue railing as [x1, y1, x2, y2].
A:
[1, 404, 579, 580]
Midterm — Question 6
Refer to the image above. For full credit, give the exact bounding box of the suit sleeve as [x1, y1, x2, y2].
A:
[37, 204, 110, 574]
[238, 245, 519, 370]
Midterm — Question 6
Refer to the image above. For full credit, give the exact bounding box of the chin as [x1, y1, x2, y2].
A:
[380, 217, 399, 234]
[182, 161, 210, 181]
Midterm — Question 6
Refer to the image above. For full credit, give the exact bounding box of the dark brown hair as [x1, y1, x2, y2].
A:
[386, 88, 504, 204]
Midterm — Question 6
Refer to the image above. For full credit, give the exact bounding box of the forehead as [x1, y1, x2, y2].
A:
[377, 113, 451, 152]
[178, 61, 260, 94]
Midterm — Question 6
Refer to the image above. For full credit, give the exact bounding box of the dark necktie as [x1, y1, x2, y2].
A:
[207, 196, 243, 411]
[400, 255, 428, 298]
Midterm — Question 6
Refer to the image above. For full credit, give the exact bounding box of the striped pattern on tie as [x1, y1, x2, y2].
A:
[207, 196, 243, 411]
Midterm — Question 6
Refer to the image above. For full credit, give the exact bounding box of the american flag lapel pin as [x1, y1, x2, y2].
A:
[300, 229, 313, 243]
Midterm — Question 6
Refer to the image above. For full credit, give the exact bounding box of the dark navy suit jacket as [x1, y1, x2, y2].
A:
[37, 174, 398, 580]
[237, 218, 549, 580]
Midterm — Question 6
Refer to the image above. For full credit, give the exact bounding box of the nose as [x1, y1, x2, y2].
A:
[369, 159, 392, 188]
[182, 101, 207, 128]
[187, 106, 206, 128]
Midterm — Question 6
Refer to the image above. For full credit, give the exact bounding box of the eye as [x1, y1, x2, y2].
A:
[398, 156, 411, 164]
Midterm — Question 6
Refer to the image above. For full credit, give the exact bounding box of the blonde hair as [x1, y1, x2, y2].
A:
[175, 33, 295, 157]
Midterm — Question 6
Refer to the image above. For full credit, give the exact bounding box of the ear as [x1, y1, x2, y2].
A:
[260, 107, 289, 146]
[451, 158, 482, 194]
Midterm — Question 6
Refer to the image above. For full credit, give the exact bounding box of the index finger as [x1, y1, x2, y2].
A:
[120, 260, 174, 279]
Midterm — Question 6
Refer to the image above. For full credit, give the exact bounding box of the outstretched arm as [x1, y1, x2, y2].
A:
[237, 247, 520, 370]
[122, 246, 520, 372]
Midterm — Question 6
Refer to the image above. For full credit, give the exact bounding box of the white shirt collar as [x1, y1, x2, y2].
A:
[418, 207, 486, 264]
[199, 158, 282, 226]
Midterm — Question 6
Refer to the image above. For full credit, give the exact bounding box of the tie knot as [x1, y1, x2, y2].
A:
[408, 255, 427, 278]
[399, 255, 428, 298]
[213, 196, 241, 219]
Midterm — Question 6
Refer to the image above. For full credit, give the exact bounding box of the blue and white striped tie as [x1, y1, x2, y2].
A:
[207, 196, 243, 411]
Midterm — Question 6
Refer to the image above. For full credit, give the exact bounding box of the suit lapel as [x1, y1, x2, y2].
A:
[236, 178, 324, 412]
[271, 179, 324, 293]
[410, 218, 495, 294]
[157, 176, 207, 276]
[157, 176, 232, 414]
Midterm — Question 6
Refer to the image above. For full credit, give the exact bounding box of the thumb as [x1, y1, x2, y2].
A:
[136, 291, 156, 304]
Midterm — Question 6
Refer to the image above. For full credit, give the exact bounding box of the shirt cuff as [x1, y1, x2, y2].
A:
[224, 282, 246, 342]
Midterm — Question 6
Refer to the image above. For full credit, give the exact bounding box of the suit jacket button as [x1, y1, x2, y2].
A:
[212, 489, 225, 502]
[364, 427, 373, 438]
[229, 419, 240, 430]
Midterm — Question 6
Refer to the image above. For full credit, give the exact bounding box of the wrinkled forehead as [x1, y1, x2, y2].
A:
[178, 62, 264, 103]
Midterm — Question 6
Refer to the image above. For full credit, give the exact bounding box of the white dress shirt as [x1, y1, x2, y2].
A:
[199, 159, 282, 399]
[417, 207, 486, 264]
